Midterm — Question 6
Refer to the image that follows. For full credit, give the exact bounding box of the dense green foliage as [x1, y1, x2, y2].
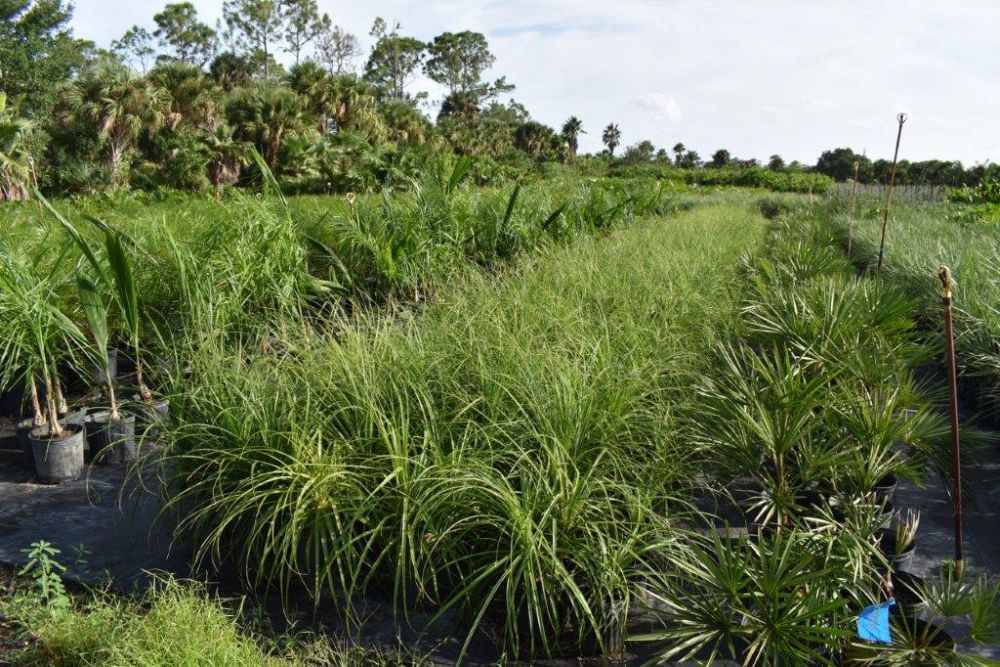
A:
[815, 146, 999, 187]
[827, 193, 1000, 413]
[1, 173, 672, 320]
[4, 183, 1000, 662]
[3, 3, 1000, 663]
[0, 1, 890, 201]
[0, 0, 90, 118]
[154, 199, 760, 658]
[610, 163, 834, 193]
[9, 578, 288, 665]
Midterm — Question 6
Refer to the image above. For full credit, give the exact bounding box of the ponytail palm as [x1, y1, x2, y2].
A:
[0, 247, 85, 436]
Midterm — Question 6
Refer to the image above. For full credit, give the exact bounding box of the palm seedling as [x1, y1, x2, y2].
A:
[851, 563, 1000, 664]
[634, 529, 857, 665]
[695, 344, 848, 527]
[39, 194, 157, 405]
[76, 274, 119, 418]
[105, 224, 154, 405]
[76, 271, 137, 462]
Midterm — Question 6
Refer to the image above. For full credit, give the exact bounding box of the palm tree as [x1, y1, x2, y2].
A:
[203, 124, 249, 199]
[672, 142, 686, 166]
[561, 116, 584, 160]
[602, 123, 621, 157]
[0, 93, 36, 202]
[380, 99, 429, 145]
[328, 74, 384, 140]
[287, 61, 335, 133]
[226, 82, 311, 169]
[514, 121, 554, 160]
[148, 63, 225, 132]
[70, 63, 169, 190]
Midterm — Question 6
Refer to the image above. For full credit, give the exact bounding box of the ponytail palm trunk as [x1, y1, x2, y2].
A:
[42, 366, 63, 437]
[0, 247, 84, 439]
[29, 377, 45, 427]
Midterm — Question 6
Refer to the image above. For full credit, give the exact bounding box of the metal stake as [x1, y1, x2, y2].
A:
[939, 265, 963, 563]
[876, 113, 908, 275]
[847, 160, 860, 255]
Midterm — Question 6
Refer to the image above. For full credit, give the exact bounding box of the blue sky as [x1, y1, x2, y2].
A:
[69, 0, 999, 164]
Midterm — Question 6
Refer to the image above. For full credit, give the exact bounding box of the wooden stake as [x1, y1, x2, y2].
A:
[847, 160, 860, 255]
[939, 265, 963, 563]
[876, 113, 907, 275]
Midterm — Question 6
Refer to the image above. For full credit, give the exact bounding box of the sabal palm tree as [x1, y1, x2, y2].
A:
[514, 121, 554, 160]
[0, 93, 35, 202]
[71, 64, 169, 189]
[328, 74, 384, 140]
[203, 124, 249, 199]
[561, 116, 584, 160]
[226, 82, 311, 169]
[380, 99, 428, 146]
[149, 63, 225, 132]
[602, 123, 621, 157]
[672, 142, 686, 166]
[287, 61, 336, 133]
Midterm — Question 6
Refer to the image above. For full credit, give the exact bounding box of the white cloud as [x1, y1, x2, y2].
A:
[68, 0, 1000, 164]
[634, 94, 683, 123]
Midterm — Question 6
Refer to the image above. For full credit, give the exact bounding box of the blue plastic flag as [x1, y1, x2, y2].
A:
[857, 599, 896, 645]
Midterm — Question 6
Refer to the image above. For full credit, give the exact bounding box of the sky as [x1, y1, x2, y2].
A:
[68, 0, 1000, 165]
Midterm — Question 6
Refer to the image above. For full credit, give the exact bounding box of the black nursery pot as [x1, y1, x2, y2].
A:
[126, 398, 170, 438]
[16, 417, 35, 463]
[85, 411, 137, 465]
[29, 423, 85, 484]
[875, 528, 916, 572]
[890, 608, 956, 653]
[60, 409, 86, 429]
[879, 499, 895, 529]
[874, 472, 898, 503]
[890, 571, 925, 615]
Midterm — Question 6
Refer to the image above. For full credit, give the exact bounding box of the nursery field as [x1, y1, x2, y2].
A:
[828, 195, 1000, 416]
[2, 181, 1000, 665]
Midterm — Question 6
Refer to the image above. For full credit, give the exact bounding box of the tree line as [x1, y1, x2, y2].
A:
[1, 0, 993, 201]
[813, 147, 997, 188]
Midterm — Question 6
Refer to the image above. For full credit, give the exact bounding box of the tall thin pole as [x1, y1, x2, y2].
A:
[939, 265, 963, 563]
[847, 160, 860, 255]
[876, 113, 908, 275]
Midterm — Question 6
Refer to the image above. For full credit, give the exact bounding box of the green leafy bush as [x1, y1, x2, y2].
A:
[609, 164, 834, 193]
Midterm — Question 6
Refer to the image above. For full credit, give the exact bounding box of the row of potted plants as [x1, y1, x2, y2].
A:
[0, 199, 167, 483]
[639, 209, 994, 662]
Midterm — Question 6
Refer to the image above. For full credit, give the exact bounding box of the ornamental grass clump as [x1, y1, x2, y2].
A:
[150, 202, 762, 660]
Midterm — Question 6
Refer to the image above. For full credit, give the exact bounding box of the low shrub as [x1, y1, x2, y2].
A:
[609, 164, 834, 194]
[7, 576, 287, 666]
